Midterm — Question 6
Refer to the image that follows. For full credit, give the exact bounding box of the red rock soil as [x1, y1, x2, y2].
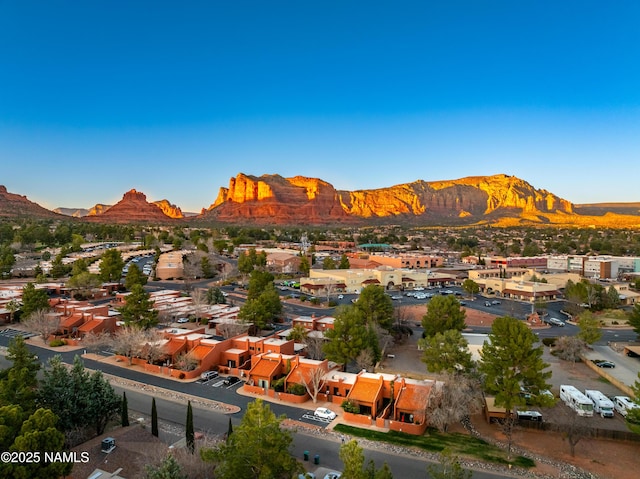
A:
[402, 304, 638, 479]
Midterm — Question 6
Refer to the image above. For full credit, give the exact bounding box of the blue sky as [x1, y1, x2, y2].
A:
[1, 1, 639, 212]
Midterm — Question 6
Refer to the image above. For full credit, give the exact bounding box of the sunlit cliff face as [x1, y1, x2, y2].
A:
[203, 172, 577, 225]
[152, 199, 184, 219]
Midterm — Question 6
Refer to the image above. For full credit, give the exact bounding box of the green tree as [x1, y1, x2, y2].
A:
[0, 245, 16, 278]
[577, 311, 602, 345]
[86, 370, 121, 435]
[339, 254, 350, 269]
[122, 391, 130, 427]
[201, 256, 215, 278]
[628, 303, 640, 339]
[0, 404, 25, 451]
[340, 439, 366, 479]
[186, 400, 194, 454]
[355, 285, 394, 330]
[418, 329, 474, 375]
[247, 270, 275, 301]
[99, 248, 125, 282]
[604, 285, 620, 309]
[119, 283, 158, 329]
[322, 257, 336, 270]
[3, 408, 72, 479]
[323, 306, 374, 366]
[145, 454, 188, 479]
[479, 316, 552, 456]
[152, 398, 159, 437]
[299, 255, 311, 275]
[66, 271, 101, 299]
[461, 279, 479, 298]
[5, 299, 19, 323]
[20, 282, 51, 317]
[627, 372, 640, 424]
[202, 399, 302, 479]
[427, 449, 472, 479]
[206, 287, 226, 305]
[125, 263, 148, 290]
[421, 295, 467, 338]
[0, 336, 40, 413]
[238, 284, 282, 330]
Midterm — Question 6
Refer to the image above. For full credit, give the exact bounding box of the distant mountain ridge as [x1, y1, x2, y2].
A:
[2, 173, 640, 227]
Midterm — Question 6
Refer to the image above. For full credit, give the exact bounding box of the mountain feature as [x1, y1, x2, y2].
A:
[3, 175, 640, 227]
[83, 189, 175, 223]
[53, 207, 90, 218]
[0, 185, 62, 219]
[200, 173, 579, 225]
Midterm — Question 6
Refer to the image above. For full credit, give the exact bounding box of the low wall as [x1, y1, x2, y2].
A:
[343, 411, 373, 427]
[582, 355, 635, 398]
[388, 419, 427, 435]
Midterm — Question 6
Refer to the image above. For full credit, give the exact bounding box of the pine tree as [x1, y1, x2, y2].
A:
[121, 391, 129, 427]
[151, 397, 158, 437]
[186, 400, 194, 453]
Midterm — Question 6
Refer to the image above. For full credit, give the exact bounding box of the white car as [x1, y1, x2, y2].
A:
[177, 317, 189, 324]
[323, 473, 342, 479]
[314, 407, 337, 420]
[337, 294, 344, 299]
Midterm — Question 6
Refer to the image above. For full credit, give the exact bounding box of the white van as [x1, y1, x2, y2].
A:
[200, 370, 219, 381]
[584, 390, 614, 418]
[613, 396, 640, 417]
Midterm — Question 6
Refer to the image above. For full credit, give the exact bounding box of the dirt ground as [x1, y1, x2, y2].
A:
[395, 304, 639, 479]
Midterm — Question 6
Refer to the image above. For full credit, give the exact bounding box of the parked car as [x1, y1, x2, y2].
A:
[592, 359, 615, 368]
[516, 410, 543, 421]
[223, 376, 241, 386]
[337, 294, 344, 299]
[298, 473, 316, 479]
[547, 317, 565, 327]
[323, 473, 342, 479]
[484, 301, 492, 307]
[491, 300, 501, 305]
[177, 317, 190, 323]
[314, 407, 337, 420]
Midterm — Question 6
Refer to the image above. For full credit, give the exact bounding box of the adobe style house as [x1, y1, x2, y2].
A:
[51, 298, 117, 340]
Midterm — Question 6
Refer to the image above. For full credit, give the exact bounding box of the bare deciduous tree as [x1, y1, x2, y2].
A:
[217, 322, 249, 339]
[428, 374, 483, 433]
[304, 335, 325, 360]
[558, 408, 592, 456]
[298, 366, 327, 404]
[110, 326, 150, 365]
[21, 309, 61, 342]
[81, 330, 112, 354]
[355, 348, 375, 372]
[175, 350, 198, 371]
[554, 335, 586, 367]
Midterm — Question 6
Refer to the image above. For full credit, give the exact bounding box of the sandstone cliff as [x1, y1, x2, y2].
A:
[201, 173, 573, 225]
[152, 199, 184, 219]
[83, 189, 174, 223]
[86, 204, 112, 216]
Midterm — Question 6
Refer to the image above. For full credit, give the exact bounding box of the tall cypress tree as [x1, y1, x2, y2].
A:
[121, 391, 129, 427]
[226, 417, 233, 442]
[186, 400, 194, 453]
[151, 397, 158, 437]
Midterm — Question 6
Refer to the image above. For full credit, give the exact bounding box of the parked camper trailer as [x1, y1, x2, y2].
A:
[560, 385, 594, 417]
[613, 396, 640, 418]
[584, 390, 614, 418]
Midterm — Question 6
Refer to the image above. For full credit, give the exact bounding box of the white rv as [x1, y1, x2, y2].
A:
[560, 385, 594, 417]
[584, 390, 614, 418]
[613, 396, 640, 417]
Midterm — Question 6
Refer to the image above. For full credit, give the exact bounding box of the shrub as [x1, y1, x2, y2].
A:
[328, 300, 338, 307]
[341, 399, 360, 414]
[49, 338, 66, 347]
[542, 337, 556, 347]
[299, 296, 308, 302]
[271, 377, 286, 392]
[310, 297, 320, 305]
[287, 383, 306, 396]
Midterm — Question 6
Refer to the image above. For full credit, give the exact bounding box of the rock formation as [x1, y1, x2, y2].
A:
[152, 199, 184, 219]
[201, 173, 574, 225]
[86, 204, 112, 216]
[83, 189, 174, 223]
[0, 185, 62, 219]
